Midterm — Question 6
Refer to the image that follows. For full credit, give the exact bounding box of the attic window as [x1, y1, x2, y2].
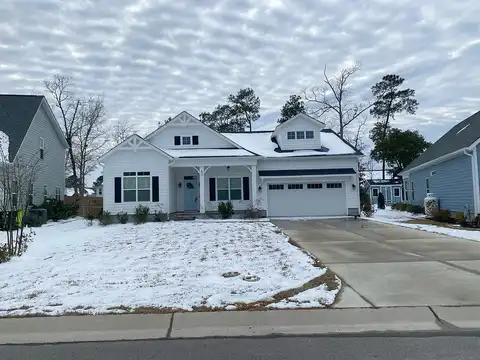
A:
[457, 123, 470, 135]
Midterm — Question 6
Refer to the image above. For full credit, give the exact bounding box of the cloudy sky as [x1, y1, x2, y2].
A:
[1, 0, 479, 143]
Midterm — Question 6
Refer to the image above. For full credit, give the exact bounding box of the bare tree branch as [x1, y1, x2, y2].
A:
[111, 119, 136, 146]
[304, 62, 373, 139]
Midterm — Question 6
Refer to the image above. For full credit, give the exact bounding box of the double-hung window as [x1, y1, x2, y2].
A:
[411, 181, 415, 200]
[425, 178, 430, 195]
[296, 131, 305, 139]
[217, 178, 241, 201]
[123, 172, 151, 202]
[182, 136, 191, 145]
[43, 185, 48, 201]
[404, 181, 409, 201]
[28, 182, 33, 205]
[12, 181, 18, 209]
[372, 188, 379, 197]
[306, 131, 314, 139]
[55, 186, 61, 201]
[394, 188, 400, 197]
[287, 131, 295, 140]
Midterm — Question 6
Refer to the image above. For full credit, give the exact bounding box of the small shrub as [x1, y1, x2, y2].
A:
[0, 244, 10, 263]
[406, 204, 424, 214]
[116, 212, 129, 224]
[392, 202, 408, 211]
[153, 210, 168, 222]
[244, 204, 261, 219]
[455, 212, 469, 227]
[86, 213, 95, 226]
[37, 198, 78, 221]
[134, 205, 150, 224]
[361, 195, 373, 217]
[377, 192, 385, 209]
[218, 201, 234, 219]
[99, 211, 113, 226]
[433, 209, 451, 223]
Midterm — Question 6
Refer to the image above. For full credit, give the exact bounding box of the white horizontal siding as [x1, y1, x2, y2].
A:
[276, 117, 323, 150]
[149, 123, 234, 149]
[103, 149, 170, 214]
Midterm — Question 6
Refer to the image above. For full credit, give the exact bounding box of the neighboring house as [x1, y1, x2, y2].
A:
[98, 112, 362, 217]
[400, 110, 480, 217]
[364, 179, 403, 205]
[0, 95, 68, 206]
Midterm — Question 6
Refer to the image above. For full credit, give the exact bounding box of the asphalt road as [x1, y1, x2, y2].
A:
[1, 335, 480, 360]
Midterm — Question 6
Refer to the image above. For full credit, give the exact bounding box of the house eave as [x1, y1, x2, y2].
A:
[399, 148, 468, 176]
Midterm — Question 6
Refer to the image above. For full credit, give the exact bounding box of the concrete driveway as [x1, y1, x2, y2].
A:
[272, 218, 480, 308]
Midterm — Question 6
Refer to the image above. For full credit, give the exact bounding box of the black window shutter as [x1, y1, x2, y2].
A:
[192, 136, 199, 145]
[209, 178, 216, 201]
[114, 177, 121, 203]
[152, 176, 159, 202]
[243, 177, 250, 200]
[174, 136, 181, 145]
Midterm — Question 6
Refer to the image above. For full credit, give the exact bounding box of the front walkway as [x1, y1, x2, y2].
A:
[272, 218, 480, 308]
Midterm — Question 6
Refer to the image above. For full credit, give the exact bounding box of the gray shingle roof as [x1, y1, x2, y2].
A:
[402, 110, 480, 173]
[0, 95, 44, 162]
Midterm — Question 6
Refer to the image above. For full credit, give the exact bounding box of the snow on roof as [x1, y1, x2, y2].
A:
[0, 131, 9, 161]
[164, 148, 255, 158]
[222, 131, 358, 158]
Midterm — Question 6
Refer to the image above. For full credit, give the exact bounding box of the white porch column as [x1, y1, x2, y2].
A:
[251, 164, 257, 205]
[199, 165, 206, 213]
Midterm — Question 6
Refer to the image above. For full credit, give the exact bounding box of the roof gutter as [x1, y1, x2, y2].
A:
[463, 149, 480, 215]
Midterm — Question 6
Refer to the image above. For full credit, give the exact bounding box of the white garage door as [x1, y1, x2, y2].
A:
[267, 181, 347, 217]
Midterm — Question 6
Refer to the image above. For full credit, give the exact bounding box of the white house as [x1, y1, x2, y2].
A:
[98, 111, 362, 218]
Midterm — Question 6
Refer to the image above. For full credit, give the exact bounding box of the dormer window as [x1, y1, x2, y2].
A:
[296, 131, 305, 139]
[287, 131, 314, 140]
[306, 131, 314, 139]
[287, 132, 295, 140]
[174, 135, 199, 146]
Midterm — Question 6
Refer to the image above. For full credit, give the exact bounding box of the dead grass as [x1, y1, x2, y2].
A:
[405, 219, 480, 231]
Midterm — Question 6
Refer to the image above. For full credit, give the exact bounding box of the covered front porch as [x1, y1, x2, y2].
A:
[168, 157, 260, 214]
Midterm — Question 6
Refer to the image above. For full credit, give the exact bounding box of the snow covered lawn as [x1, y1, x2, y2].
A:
[0, 219, 339, 316]
[367, 207, 480, 243]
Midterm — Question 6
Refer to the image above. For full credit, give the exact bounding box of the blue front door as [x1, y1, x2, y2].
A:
[184, 178, 198, 211]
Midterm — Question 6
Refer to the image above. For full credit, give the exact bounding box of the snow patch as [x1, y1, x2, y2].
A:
[0, 219, 339, 316]
[367, 207, 480, 243]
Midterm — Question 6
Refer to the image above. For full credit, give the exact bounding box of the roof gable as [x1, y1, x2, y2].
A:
[145, 111, 245, 150]
[0, 95, 43, 161]
[272, 112, 325, 137]
[98, 134, 172, 162]
[402, 110, 480, 173]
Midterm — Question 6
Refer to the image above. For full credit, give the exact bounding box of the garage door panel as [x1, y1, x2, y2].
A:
[267, 180, 346, 217]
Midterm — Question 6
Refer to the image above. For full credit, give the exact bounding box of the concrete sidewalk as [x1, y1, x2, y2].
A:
[1, 306, 480, 344]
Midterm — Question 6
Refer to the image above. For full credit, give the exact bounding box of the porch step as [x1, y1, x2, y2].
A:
[171, 212, 200, 221]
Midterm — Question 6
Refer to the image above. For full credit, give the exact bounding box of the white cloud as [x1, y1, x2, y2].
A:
[0, 0, 479, 143]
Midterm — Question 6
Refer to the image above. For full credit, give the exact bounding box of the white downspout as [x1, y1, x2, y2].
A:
[464, 149, 479, 215]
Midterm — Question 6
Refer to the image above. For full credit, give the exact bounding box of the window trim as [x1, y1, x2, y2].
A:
[268, 184, 284, 190]
[306, 130, 314, 139]
[372, 188, 379, 197]
[287, 131, 295, 140]
[393, 187, 400, 197]
[307, 183, 322, 189]
[216, 177, 242, 201]
[123, 171, 151, 202]
[296, 131, 305, 139]
[287, 183, 303, 190]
